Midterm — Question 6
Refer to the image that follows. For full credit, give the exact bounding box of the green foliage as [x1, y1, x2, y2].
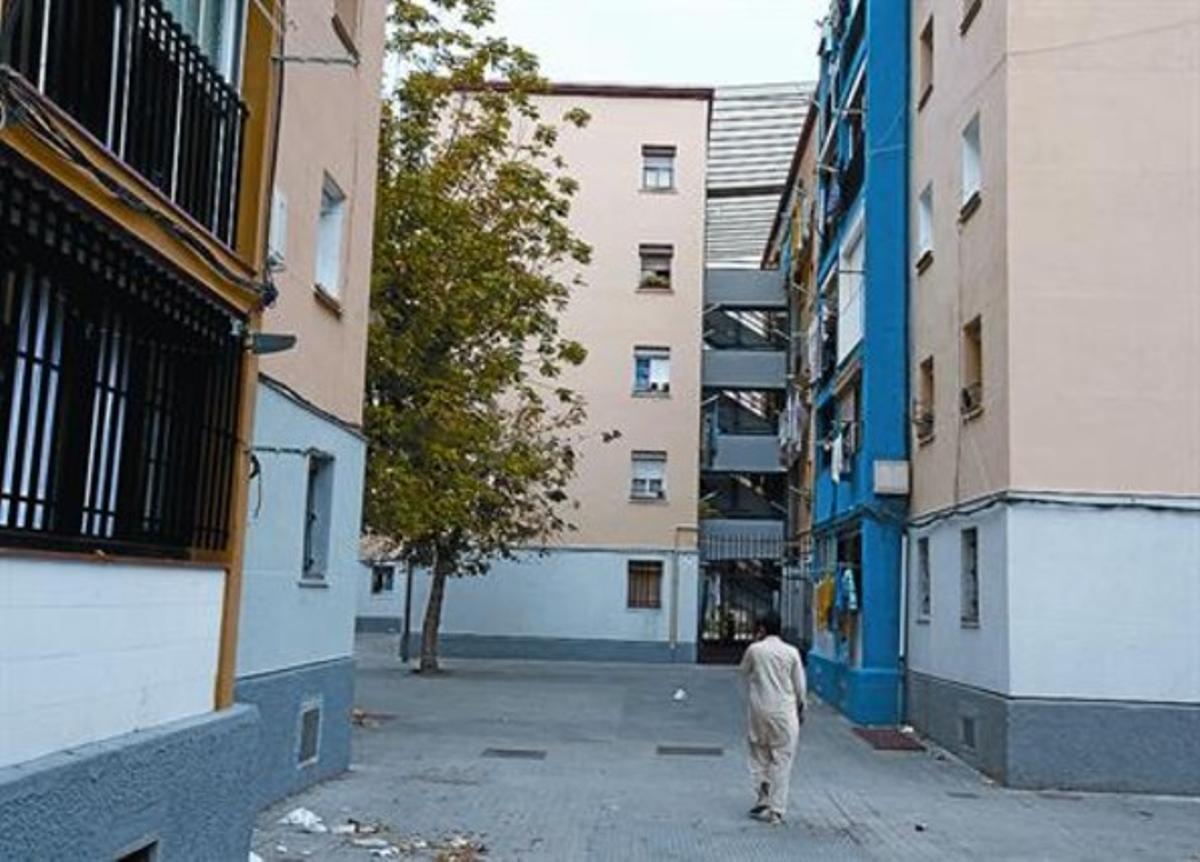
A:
[365, 0, 591, 582]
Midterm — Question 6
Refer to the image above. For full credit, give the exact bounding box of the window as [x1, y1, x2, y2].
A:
[961, 317, 983, 416]
[630, 451, 667, 500]
[837, 215, 865, 363]
[162, 0, 245, 81]
[315, 174, 347, 300]
[961, 114, 982, 213]
[961, 0, 982, 34]
[642, 145, 676, 190]
[297, 701, 321, 765]
[918, 17, 934, 108]
[836, 378, 861, 463]
[915, 357, 935, 442]
[627, 560, 663, 609]
[333, 0, 361, 53]
[371, 564, 394, 594]
[0, 161, 243, 557]
[917, 183, 934, 268]
[633, 347, 671, 395]
[117, 841, 159, 862]
[961, 528, 979, 625]
[303, 453, 335, 579]
[639, 244, 674, 290]
[917, 536, 931, 620]
[268, 187, 288, 268]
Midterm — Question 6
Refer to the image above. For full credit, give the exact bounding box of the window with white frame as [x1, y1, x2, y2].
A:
[641, 145, 676, 191]
[315, 174, 347, 299]
[630, 451, 667, 500]
[917, 183, 934, 262]
[917, 536, 931, 619]
[268, 187, 288, 267]
[633, 347, 671, 395]
[162, 0, 246, 81]
[837, 213, 865, 363]
[961, 528, 979, 625]
[302, 452, 335, 580]
[638, 244, 673, 290]
[961, 114, 982, 208]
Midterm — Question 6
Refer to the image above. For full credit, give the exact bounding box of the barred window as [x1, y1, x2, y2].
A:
[0, 157, 244, 557]
[627, 560, 663, 610]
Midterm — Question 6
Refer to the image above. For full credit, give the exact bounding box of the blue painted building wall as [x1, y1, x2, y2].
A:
[807, 0, 909, 725]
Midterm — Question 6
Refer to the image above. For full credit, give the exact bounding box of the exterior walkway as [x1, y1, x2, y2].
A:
[252, 636, 1200, 861]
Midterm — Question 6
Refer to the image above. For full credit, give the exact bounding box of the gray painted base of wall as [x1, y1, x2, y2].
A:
[355, 622, 698, 664]
[907, 671, 1200, 795]
[0, 704, 260, 861]
[235, 657, 355, 809]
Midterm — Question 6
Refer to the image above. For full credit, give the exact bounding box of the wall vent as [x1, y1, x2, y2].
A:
[960, 715, 978, 750]
[298, 701, 322, 766]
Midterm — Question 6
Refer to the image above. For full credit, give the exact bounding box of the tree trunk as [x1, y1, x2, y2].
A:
[419, 553, 450, 673]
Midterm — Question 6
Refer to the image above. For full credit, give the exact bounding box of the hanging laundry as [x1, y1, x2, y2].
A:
[831, 433, 844, 482]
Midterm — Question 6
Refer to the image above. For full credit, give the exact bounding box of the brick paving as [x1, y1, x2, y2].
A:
[253, 636, 1200, 861]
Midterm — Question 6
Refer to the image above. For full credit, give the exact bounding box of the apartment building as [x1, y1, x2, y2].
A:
[234, 0, 384, 807]
[803, 0, 911, 725]
[696, 85, 810, 662]
[359, 85, 710, 662]
[0, 0, 281, 856]
[906, 0, 1200, 793]
[763, 100, 821, 651]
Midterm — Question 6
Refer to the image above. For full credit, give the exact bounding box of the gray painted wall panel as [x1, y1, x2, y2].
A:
[704, 269, 786, 308]
[0, 706, 259, 861]
[702, 350, 787, 389]
[235, 657, 355, 808]
[708, 433, 784, 473]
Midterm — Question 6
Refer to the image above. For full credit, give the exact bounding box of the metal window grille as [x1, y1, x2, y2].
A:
[960, 528, 979, 624]
[2, 0, 247, 246]
[627, 560, 662, 609]
[0, 155, 244, 556]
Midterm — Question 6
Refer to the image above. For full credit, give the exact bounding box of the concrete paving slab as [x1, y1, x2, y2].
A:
[252, 635, 1200, 861]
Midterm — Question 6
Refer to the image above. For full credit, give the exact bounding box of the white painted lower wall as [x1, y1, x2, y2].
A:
[236, 378, 366, 678]
[0, 557, 224, 768]
[360, 548, 701, 649]
[905, 505, 1010, 694]
[906, 500, 1200, 704]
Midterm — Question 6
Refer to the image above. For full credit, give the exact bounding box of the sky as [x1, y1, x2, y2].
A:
[489, 0, 825, 88]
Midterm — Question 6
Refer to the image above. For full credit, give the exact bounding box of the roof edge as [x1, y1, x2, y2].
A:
[485, 81, 714, 101]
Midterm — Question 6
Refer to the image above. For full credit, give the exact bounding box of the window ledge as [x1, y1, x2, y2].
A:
[627, 606, 663, 612]
[960, 619, 980, 629]
[915, 249, 934, 275]
[299, 578, 329, 589]
[959, 190, 982, 224]
[916, 616, 931, 626]
[313, 284, 343, 316]
[960, 0, 982, 35]
[632, 390, 671, 399]
[961, 404, 984, 423]
[640, 187, 678, 195]
[636, 286, 675, 295]
[629, 496, 669, 505]
[917, 432, 936, 447]
[917, 85, 933, 112]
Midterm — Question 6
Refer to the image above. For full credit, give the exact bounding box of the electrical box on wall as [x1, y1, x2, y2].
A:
[873, 460, 910, 496]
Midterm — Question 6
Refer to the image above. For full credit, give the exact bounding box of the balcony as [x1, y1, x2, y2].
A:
[705, 433, 784, 474]
[702, 349, 786, 389]
[704, 268, 786, 309]
[2, 0, 247, 246]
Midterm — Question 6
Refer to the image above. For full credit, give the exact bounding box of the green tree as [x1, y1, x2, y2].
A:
[365, 0, 592, 672]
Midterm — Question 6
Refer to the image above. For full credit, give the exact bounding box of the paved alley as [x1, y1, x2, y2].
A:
[253, 637, 1200, 861]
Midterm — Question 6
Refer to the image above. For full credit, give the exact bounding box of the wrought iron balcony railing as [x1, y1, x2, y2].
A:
[2, 0, 247, 247]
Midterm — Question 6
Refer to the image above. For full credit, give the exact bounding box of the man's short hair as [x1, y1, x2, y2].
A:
[758, 612, 782, 636]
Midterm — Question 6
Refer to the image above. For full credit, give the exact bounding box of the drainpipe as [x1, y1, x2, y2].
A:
[669, 524, 699, 660]
[897, 530, 909, 722]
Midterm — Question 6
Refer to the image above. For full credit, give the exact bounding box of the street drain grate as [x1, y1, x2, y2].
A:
[852, 727, 926, 751]
[481, 748, 547, 760]
[656, 745, 725, 757]
[946, 791, 980, 799]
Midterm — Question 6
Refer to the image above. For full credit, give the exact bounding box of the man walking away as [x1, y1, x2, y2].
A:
[740, 612, 807, 825]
